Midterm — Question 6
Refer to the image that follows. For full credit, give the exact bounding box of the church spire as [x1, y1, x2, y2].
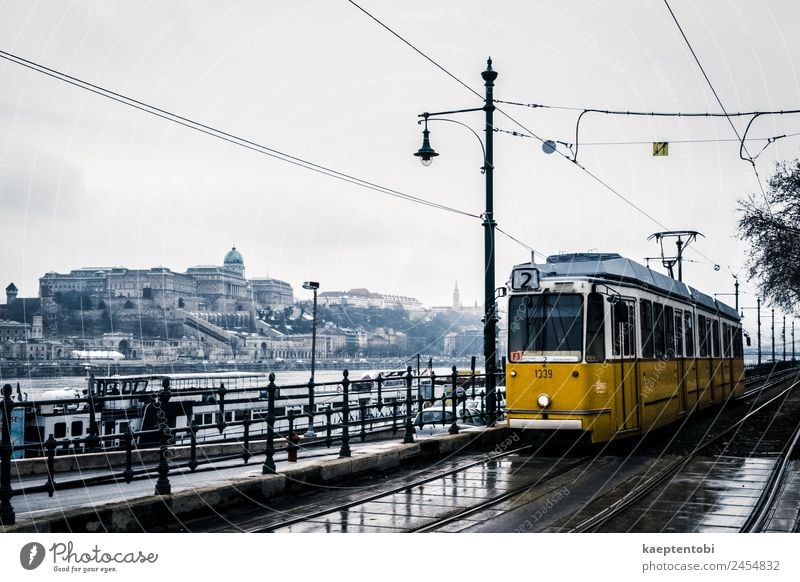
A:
[453, 280, 461, 309]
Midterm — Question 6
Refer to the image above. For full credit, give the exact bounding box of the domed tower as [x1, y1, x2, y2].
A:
[223, 246, 245, 277]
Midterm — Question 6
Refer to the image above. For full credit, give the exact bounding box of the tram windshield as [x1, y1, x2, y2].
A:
[508, 294, 583, 362]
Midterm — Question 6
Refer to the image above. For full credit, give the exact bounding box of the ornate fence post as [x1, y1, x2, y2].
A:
[188, 419, 199, 471]
[450, 366, 459, 434]
[430, 368, 437, 408]
[306, 378, 316, 438]
[359, 401, 367, 442]
[1, 384, 16, 525]
[262, 373, 278, 474]
[325, 405, 333, 448]
[470, 356, 477, 400]
[339, 370, 351, 458]
[45, 434, 57, 497]
[86, 375, 100, 452]
[242, 417, 252, 464]
[154, 378, 173, 496]
[403, 366, 414, 443]
[123, 427, 135, 483]
[216, 382, 227, 434]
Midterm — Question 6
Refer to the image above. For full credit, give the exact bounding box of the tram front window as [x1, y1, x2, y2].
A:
[508, 294, 583, 362]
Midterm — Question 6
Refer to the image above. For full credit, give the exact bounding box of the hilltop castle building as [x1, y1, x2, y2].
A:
[39, 246, 293, 319]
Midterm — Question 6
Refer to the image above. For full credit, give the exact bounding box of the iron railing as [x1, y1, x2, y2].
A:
[0, 365, 505, 526]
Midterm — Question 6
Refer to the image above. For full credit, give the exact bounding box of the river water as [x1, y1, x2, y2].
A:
[1, 367, 468, 400]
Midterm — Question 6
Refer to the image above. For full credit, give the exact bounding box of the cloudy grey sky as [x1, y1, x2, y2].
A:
[1, 1, 799, 340]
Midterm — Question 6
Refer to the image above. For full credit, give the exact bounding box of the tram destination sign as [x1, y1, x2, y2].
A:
[511, 267, 540, 291]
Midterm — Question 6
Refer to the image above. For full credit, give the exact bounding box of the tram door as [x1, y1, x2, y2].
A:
[612, 300, 639, 432]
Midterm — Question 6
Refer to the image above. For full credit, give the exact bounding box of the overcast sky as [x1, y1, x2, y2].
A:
[1, 0, 799, 341]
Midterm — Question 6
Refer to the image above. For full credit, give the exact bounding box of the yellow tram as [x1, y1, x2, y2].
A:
[504, 253, 745, 443]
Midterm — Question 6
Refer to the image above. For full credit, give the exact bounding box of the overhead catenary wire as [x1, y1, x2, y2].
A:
[345, 0, 672, 243]
[345, 0, 771, 292]
[0, 49, 479, 221]
[662, 0, 768, 197]
[495, 100, 800, 161]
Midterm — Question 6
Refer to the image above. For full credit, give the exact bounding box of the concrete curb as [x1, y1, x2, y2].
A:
[4, 426, 510, 533]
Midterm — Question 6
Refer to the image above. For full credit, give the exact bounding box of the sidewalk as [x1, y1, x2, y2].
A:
[3, 426, 509, 533]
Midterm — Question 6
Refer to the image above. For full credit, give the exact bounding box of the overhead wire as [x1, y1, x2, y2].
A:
[662, 0, 768, 197]
[0, 48, 480, 220]
[345, 0, 776, 295]
[345, 0, 672, 242]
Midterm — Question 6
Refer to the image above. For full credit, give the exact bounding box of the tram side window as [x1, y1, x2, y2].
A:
[674, 309, 684, 357]
[684, 312, 695, 357]
[664, 306, 675, 357]
[640, 299, 654, 358]
[698, 315, 708, 357]
[54, 422, 67, 439]
[611, 300, 636, 358]
[712, 320, 721, 358]
[71, 421, 83, 437]
[734, 327, 744, 357]
[585, 293, 605, 363]
[723, 324, 733, 357]
[653, 302, 666, 358]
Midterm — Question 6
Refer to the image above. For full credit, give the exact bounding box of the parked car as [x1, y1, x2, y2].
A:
[411, 406, 488, 437]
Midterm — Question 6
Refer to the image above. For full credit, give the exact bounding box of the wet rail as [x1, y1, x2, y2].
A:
[741, 418, 800, 532]
[211, 445, 591, 533]
[567, 373, 800, 532]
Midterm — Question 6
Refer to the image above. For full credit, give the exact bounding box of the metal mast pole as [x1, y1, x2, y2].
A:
[482, 58, 498, 426]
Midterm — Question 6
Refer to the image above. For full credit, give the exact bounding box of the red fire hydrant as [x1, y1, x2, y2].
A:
[286, 431, 301, 462]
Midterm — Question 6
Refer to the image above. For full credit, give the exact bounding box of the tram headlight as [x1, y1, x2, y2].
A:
[537, 393, 550, 408]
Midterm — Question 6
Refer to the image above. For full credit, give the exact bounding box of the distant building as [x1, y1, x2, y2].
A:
[318, 288, 422, 311]
[251, 277, 293, 309]
[37, 246, 294, 332]
[5, 283, 18, 304]
[40, 268, 109, 296]
[444, 328, 483, 357]
[0, 319, 30, 342]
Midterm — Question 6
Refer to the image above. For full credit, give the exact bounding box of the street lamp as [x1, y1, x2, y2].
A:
[302, 281, 319, 437]
[414, 57, 499, 425]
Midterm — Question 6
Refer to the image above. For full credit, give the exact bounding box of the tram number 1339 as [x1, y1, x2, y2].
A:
[534, 369, 553, 379]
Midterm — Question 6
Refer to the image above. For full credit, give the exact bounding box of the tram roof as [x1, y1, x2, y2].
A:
[515, 253, 738, 318]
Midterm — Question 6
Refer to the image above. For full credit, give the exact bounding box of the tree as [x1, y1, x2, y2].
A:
[738, 159, 800, 310]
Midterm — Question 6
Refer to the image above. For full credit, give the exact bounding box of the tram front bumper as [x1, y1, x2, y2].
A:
[508, 418, 583, 430]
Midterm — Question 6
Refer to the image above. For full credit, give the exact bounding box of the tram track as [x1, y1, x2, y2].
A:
[741, 418, 800, 532]
[181, 442, 596, 533]
[565, 374, 800, 533]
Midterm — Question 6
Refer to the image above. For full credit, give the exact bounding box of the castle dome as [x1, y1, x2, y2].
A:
[223, 246, 244, 265]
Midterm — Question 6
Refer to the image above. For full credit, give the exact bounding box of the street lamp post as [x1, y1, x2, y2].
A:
[303, 281, 319, 437]
[783, 315, 787, 361]
[741, 297, 762, 366]
[413, 58, 499, 425]
[772, 309, 775, 363]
